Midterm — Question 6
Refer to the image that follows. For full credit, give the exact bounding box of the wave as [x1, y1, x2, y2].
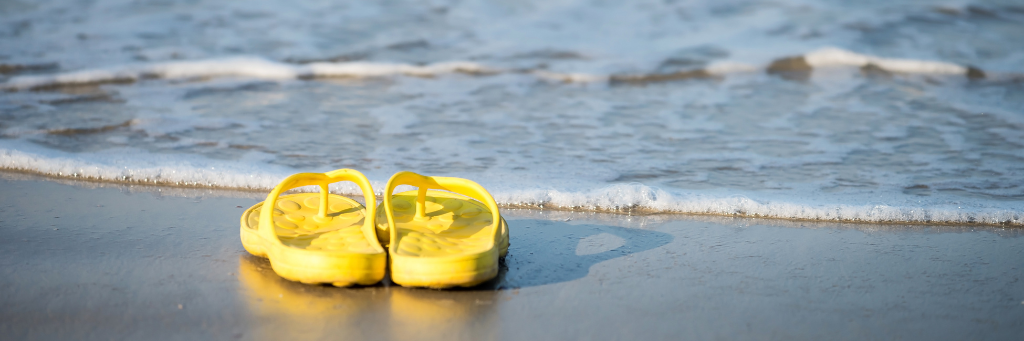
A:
[2, 57, 494, 90]
[2, 47, 987, 90]
[2, 144, 1019, 226]
[803, 48, 968, 74]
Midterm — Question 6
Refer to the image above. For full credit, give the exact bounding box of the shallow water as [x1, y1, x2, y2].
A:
[2, 0, 1023, 224]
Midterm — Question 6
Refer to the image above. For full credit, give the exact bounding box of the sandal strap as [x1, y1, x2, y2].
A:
[259, 169, 377, 244]
[383, 171, 501, 245]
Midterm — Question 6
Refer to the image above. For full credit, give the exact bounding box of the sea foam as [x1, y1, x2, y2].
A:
[2, 57, 494, 90]
[2, 142, 1019, 227]
[803, 48, 968, 74]
[2, 48, 981, 90]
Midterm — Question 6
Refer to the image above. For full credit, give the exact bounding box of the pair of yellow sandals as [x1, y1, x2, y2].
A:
[239, 169, 509, 289]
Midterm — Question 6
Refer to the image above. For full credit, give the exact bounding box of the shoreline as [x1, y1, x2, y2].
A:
[4, 168, 1020, 229]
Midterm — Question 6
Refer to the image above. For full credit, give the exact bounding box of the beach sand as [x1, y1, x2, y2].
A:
[1, 172, 1022, 340]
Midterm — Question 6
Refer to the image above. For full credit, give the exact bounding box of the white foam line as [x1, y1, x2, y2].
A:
[704, 61, 760, 75]
[305, 61, 490, 77]
[804, 47, 967, 74]
[0, 146, 378, 196]
[2, 146, 1019, 226]
[0, 146, 280, 190]
[1, 48, 979, 90]
[2, 57, 495, 90]
[499, 183, 1022, 226]
[531, 70, 609, 83]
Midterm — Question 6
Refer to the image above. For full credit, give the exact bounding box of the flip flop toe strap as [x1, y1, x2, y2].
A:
[259, 169, 377, 247]
[383, 171, 501, 246]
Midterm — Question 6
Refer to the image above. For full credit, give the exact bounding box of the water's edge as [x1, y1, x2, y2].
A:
[5, 168, 1018, 228]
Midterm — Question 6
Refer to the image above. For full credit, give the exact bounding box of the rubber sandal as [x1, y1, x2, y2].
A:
[377, 171, 510, 288]
[240, 168, 386, 286]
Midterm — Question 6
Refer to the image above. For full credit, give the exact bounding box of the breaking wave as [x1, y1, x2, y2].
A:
[2, 47, 985, 90]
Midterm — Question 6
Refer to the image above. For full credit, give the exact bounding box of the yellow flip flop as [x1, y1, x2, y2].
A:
[377, 171, 509, 288]
[240, 168, 385, 286]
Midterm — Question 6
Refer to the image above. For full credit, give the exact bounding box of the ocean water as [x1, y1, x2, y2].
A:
[1, 0, 1023, 225]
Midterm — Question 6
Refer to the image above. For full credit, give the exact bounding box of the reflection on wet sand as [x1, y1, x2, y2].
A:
[389, 288, 500, 340]
[237, 255, 500, 340]
[235, 217, 674, 339]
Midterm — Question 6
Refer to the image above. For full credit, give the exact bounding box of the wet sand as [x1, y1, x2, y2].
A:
[0, 173, 1022, 340]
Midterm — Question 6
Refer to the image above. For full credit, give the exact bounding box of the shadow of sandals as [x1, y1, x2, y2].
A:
[234, 218, 671, 340]
[483, 218, 675, 290]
